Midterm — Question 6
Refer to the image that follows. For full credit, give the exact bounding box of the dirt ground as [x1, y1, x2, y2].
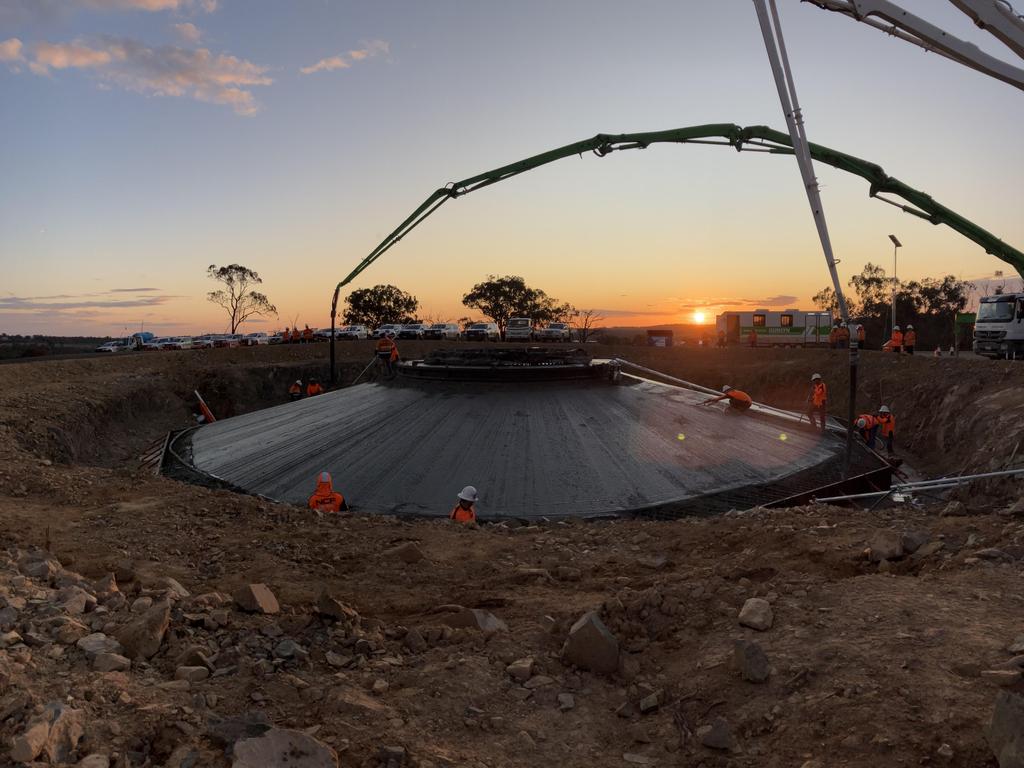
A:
[1, 343, 1023, 767]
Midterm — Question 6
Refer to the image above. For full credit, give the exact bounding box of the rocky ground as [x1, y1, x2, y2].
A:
[1, 344, 1023, 767]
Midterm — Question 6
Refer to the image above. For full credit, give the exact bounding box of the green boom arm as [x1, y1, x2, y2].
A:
[330, 122, 1024, 324]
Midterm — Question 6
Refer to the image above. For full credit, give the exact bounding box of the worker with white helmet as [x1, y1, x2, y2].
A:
[806, 373, 828, 433]
[876, 405, 896, 455]
[307, 470, 348, 513]
[891, 325, 904, 354]
[855, 412, 879, 449]
[702, 384, 753, 412]
[288, 379, 303, 401]
[450, 485, 478, 524]
[903, 324, 917, 355]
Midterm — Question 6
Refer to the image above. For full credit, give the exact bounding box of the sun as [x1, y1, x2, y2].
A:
[693, 311, 706, 324]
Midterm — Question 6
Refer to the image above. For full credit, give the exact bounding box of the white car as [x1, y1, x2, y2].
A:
[337, 325, 369, 340]
[95, 341, 129, 353]
[537, 322, 572, 342]
[160, 336, 193, 350]
[192, 335, 218, 349]
[505, 317, 535, 341]
[463, 322, 500, 342]
[241, 332, 270, 346]
[423, 322, 461, 340]
[142, 337, 172, 351]
[397, 323, 428, 339]
[372, 324, 402, 339]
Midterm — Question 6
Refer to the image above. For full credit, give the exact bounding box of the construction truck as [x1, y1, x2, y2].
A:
[973, 292, 1024, 359]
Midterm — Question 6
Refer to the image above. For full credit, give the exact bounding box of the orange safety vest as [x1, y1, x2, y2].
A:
[828, 328, 837, 344]
[449, 502, 476, 523]
[877, 413, 895, 436]
[856, 413, 877, 430]
[288, 383, 302, 396]
[904, 330, 917, 346]
[812, 381, 827, 407]
[892, 330, 903, 347]
[376, 338, 399, 361]
[291, 329, 302, 342]
[857, 327, 865, 343]
[837, 326, 850, 341]
[302, 326, 313, 340]
[726, 390, 753, 410]
[308, 474, 346, 513]
[306, 382, 324, 396]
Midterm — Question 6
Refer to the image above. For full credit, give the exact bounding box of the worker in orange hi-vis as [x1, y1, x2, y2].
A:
[702, 385, 753, 412]
[291, 327, 302, 344]
[806, 373, 828, 433]
[748, 328, 758, 348]
[307, 471, 348, 513]
[876, 405, 896, 455]
[449, 486, 478, 524]
[836, 324, 850, 349]
[375, 332, 400, 376]
[857, 324, 865, 346]
[891, 325, 904, 354]
[305, 378, 324, 397]
[828, 325, 838, 349]
[302, 324, 314, 343]
[288, 379, 303, 401]
[855, 413, 879, 449]
[903, 324, 917, 355]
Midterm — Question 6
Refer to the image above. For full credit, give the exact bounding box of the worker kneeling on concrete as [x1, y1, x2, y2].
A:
[703, 385, 753, 412]
[289, 379, 303, 401]
[306, 378, 324, 397]
[450, 486, 478, 524]
[855, 413, 879, 449]
[308, 471, 348, 513]
[876, 405, 896, 455]
[807, 373, 828, 433]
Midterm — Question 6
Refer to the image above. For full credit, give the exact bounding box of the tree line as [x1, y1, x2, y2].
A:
[812, 263, 972, 349]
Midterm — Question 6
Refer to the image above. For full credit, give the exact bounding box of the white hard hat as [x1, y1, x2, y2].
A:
[721, 385, 733, 393]
[457, 485, 478, 502]
[811, 373, 822, 381]
[295, 379, 302, 385]
[856, 417, 867, 428]
[906, 324, 914, 329]
[894, 325, 901, 330]
[318, 471, 332, 484]
[857, 324, 864, 329]
[878, 405, 891, 414]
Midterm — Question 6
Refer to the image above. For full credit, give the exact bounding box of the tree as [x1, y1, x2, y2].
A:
[461, 275, 571, 336]
[572, 308, 606, 343]
[342, 284, 419, 328]
[206, 264, 277, 333]
[812, 287, 839, 315]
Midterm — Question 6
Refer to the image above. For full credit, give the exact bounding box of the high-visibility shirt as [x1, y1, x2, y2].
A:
[904, 330, 917, 346]
[376, 339, 399, 361]
[291, 330, 302, 342]
[450, 503, 476, 523]
[857, 327, 865, 343]
[288, 383, 302, 396]
[828, 328, 837, 344]
[877, 413, 895, 436]
[306, 383, 324, 396]
[725, 390, 753, 410]
[837, 326, 850, 341]
[856, 414, 877, 430]
[811, 382, 827, 407]
[892, 330, 903, 346]
[308, 474, 346, 512]
[302, 327, 313, 340]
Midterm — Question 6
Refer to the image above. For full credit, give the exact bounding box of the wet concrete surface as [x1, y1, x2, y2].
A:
[188, 375, 843, 518]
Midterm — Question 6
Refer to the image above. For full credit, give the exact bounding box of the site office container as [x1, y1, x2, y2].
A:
[715, 309, 833, 346]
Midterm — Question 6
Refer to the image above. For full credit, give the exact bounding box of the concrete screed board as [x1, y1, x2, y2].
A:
[188, 377, 840, 518]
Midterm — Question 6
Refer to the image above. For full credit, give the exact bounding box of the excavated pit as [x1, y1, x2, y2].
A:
[177, 348, 889, 518]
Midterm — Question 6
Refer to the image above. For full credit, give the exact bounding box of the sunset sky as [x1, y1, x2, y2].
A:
[2, 0, 1023, 336]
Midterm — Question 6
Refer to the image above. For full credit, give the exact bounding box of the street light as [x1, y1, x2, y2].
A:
[888, 235, 902, 333]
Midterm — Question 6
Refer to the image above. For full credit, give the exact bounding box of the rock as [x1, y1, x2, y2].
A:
[697, 717, 736, 751]
[93, 652, 131, 672]
[524, 675, 554, 690]
[273, 639, 305, 659]
[1008, 636, 1024, 655]
[51, 618, 90, 644]
[989, 691, 1024, 768]
[639, 690, 662, 713]
[371, 678, 389, 695]
[77, 755, 111, 768]
[43, 702, 85, 763]
[158, 679, 191, 691]
[232, 727, 338, 767]
[868, 530, 904, 562]
[616, 701, 636, 718]
[0, 629, 23, 648]
[941, 500, 968, 517]
[316, 591, 359, 621]
[440, 608, 507, 634]
[115, 601, 170, 659]
[982, 669, 1023, 687]
[901, 530, 931, 554]
[557, 693, 576, 711]
[976, 548, 1011, 561]
[734, 639, 770, 683]
[130, 596, 153, 613]
[176, 665, 210, 683]
[561, 612, 619, 673]
[506, 657, 534, 683]
[156, 576, 190, 599]
[912, 540, 945, 560]
[738, 598, 774, 631]
[18, 554, 61, 581]
[233, 584, 280, 615]
[554, 566, 582, 581]
[93, 573, 118, 595]
[403, 628, 427, 653]
[176, 645, 212, 669]
[0, 605, 18, 631]
[622, 754, 659, 765]
[1000, 498, 1024, 517]
[384, 542, 425, 564]
[936, 743, 954, 759]
[76, 632, 123, 657]
[378, 745, 406, 765]
[206, 712, 272, 747]
[10, 719, 50, 763]
[59, 586, 96, 615]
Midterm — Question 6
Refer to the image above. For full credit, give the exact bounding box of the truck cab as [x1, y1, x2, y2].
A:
[974, 293, 1024, 359]
[505, 317, 534, 341]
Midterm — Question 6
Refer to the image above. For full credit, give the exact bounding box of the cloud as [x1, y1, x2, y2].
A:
[0, 37, 23, 63]
[25, 37, 272, 115]
[300, 39, 389, 75]
[109, 287, 160, 293]
[0, 294, 173, 312]
[77, 0, 218, 12]
[172, 22, 202, 45]
[0, 0, 217, 24]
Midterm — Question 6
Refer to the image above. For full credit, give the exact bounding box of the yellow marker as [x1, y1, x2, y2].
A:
[677, 433, 686, 441]
[779, 433, 788, 441]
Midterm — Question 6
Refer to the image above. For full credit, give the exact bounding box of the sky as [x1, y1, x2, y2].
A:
[1, 0, 1023, 336]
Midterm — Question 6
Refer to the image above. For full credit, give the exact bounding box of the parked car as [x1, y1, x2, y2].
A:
[214, 334, 243, 348]
[191, 335, 218, 349]
[241, 332, 269, 346]
[463, 322, 500, 342]
[337, 325, 369, 340]
[397, 323, 428, 339]
[537, 322, 572, 342]
[161, 336, 193, 350]
[267, 333, 285, 344]
[423, 322, 461, 340]
[95, 340, 130, 353]
[505, 317, 535, 342]
[142, 336, 172, 351]
[313, 328, 337, 341]
[372, 324, 402, 339]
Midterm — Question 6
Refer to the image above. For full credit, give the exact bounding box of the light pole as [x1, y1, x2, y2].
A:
[889, 235, 902, 334]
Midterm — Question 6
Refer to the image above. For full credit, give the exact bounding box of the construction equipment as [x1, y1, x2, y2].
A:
[974, 291, 1024, 358]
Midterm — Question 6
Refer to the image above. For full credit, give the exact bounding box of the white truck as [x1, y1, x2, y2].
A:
[973, 293, 1024, 359]
[505, 317, 534, 341]
[715, 309, 833, 347]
